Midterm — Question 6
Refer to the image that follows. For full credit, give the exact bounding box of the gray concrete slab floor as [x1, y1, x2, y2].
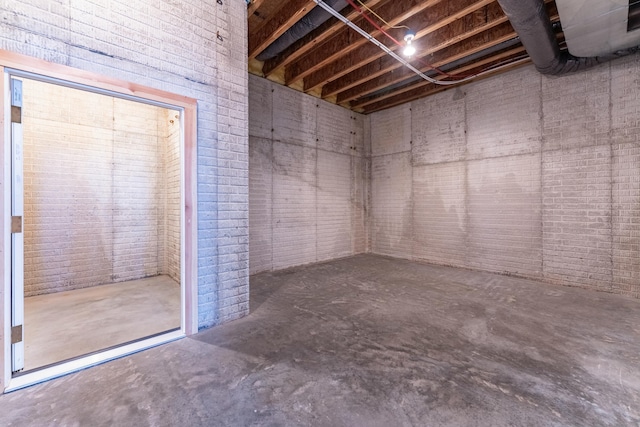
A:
[23, 275, 181, 370]
[1, 254, 639, 426]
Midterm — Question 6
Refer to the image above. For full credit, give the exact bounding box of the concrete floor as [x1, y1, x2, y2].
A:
[1, 254, 639, 426]
[23, 275, 181, 371]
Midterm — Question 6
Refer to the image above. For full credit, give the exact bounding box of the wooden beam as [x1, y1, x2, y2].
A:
[247, 0, 266, 18]
[339, 22, 516, 103]
[350, 31, 521, 108]
[338, 0, 559, 103]
[248, 0, 317, 60]
[299, 0, 495, 92]
[262, 0, 389, 77]
[323, 2, 507, 99]
[361, 51, 530, 113]
[284, 0, 445, 85]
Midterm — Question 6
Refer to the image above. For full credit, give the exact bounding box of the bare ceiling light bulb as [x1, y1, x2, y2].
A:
[403, 32, 416, 56]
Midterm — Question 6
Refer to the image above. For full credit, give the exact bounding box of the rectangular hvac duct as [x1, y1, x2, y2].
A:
[555, 0, 640, 56]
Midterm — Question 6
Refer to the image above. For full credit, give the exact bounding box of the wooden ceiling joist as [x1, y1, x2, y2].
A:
[351, 25, 516, 108]
[248, 0, 317, 60]
[261, 0, 389, 77]
[284, 0, 445, 85]
[248, 0, 563, 113]
[323, 2, 508, 99]
[301, 0, 496, 92]
[339, 21, 517, 103]
[344, 1, 558, 107]
[247, 0, 266, 18]
[360, 48, 530, 113]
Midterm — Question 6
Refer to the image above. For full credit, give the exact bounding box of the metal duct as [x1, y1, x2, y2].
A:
[496, 0, 640, 75]
[256, 0, 348, 61]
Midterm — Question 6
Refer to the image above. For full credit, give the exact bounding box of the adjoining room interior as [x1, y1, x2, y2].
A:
[19, 77, 182, 372]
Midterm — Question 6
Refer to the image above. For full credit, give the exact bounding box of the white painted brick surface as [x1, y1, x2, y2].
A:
[272, 142, 317, 269]
[542, 65, 610, 151]
[22, 80, 180, 297]
[412, 162, 467, 266]
[0, 0, 249, 334]
[164, 109, 182, 284]
[248, 76, 367, 273]
[369, 58, 639, 298]
[612, 143, 639, 297]
[542, 146, 612, 290]
[248, 76, 273, 140]
[317, 102, 355, 156]
[273, 84, 317, 147]
[317, 151, 352, 261]
[371, 152, 413, 258]
[370, 103, 411, 156]
[248, 137, 272, 274]
[466, 67, 541, 159]
[351, 155, 368, 254]
[611, 54, 640, 144]
[411, 92, 466, 165]
[468, 154, 542, 276]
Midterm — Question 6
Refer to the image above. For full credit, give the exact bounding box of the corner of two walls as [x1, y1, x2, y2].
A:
[248, 75, 369, 275]
[369, 56, 640, 298]
[22, 85, 181, 297]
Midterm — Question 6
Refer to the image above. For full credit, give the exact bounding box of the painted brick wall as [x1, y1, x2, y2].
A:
[0, 0, 249, 342]
[164, 109, 182, 284]
[369, 56, 640, 298]
[22, 79, 181, 297]
[248, 75, 367, 274]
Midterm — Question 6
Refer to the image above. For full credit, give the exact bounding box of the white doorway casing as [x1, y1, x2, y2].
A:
[0, 50, 198, 393]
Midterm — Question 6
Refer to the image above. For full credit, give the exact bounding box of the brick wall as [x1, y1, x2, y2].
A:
[0, 0, 249, 342]
[22, 79, 181, 297]
[248, 75, 367, 274]
[369, 56, 640, 298]
[164, 109, 181, 283]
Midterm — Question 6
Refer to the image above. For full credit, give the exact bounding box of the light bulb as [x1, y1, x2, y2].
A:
[403, 44, 416, 56]
[403, 32, 416, 57]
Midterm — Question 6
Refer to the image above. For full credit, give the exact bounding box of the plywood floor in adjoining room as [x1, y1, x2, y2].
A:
[23, 275, 181, 371]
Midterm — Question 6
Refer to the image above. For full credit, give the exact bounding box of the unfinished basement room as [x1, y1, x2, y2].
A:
[0, 0, 639, 426]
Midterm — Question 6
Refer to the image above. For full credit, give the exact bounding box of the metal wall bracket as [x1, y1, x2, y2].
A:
[11, 325, 22, 344]
[11, 105, 21, 123]
[11, 216, 22, 233]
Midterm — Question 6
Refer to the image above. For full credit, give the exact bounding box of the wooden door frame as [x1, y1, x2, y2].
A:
[0, 50, 198, 392]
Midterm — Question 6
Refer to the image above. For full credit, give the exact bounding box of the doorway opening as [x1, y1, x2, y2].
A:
[18, 77, 182, 371]
[2, 54, 198, 392]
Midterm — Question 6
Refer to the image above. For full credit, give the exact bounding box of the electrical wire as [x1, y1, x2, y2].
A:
[346, 0, 401, 45]
[344, 0, 472, 79]
[355, 0, 410, 30]
[314, 0, 519, 86]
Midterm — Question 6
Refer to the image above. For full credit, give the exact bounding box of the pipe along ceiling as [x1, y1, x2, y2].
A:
[496, 0, 640, 75]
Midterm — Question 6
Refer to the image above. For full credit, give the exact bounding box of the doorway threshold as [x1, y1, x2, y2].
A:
[4, 329, 184, 393]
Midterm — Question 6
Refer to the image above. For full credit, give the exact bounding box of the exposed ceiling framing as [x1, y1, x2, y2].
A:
[248, 0, 563, 113]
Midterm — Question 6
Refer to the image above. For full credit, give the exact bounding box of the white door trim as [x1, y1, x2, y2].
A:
[0, 50, 199, 392]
